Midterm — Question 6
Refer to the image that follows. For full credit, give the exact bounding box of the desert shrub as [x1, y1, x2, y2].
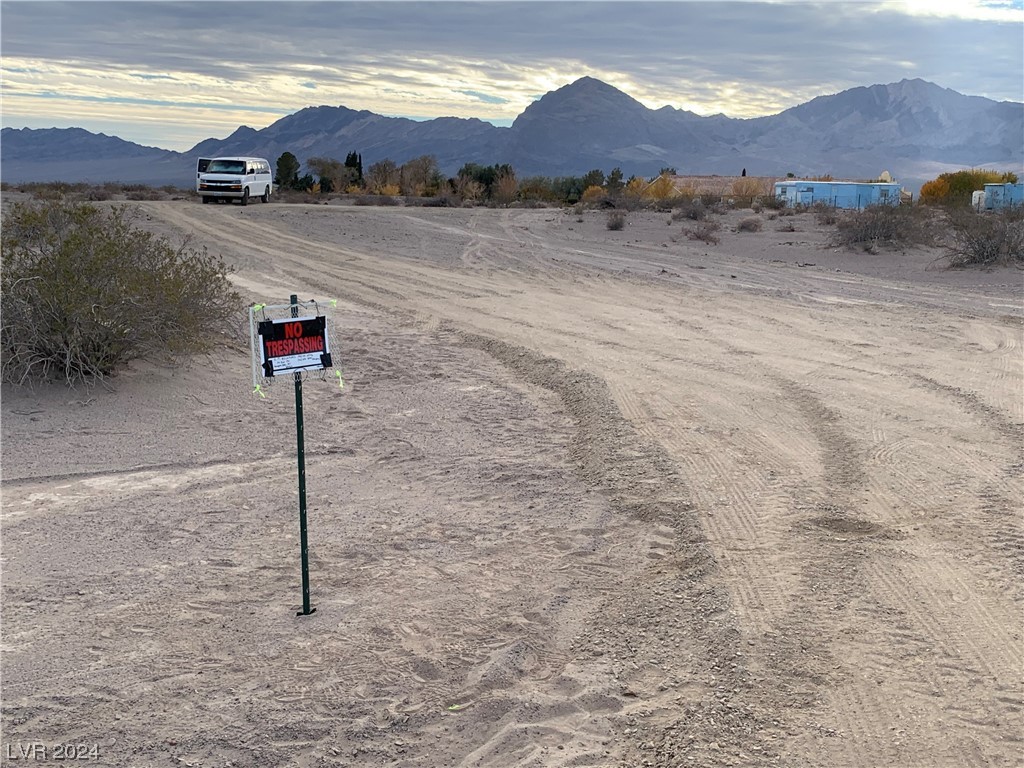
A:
[758, 194, 786, 210]
[812, 201, 839, 225]
[275, 189, 320, 204]
[682, 220, 721, 244]
[671, 199, 707, 221]
[606, 210, 626, 230]
[19, 181, 88, 200]
[85, 186, 114, 201]
[945, 208, 1024, 267]
[354, 194, 400, 206]
[125, 187, 165, 201]
[777, 222, 797, 232]
[828, 204, 936, 251]
[1, 200, 240, 385]
[737, 217, 763, 232]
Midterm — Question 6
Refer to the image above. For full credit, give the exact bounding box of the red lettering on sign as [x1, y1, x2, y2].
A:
[265, 335, 325, 359]
[284, 322, 304, 339]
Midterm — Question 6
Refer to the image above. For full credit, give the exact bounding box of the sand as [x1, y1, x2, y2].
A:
[2, 201, 1022, 767]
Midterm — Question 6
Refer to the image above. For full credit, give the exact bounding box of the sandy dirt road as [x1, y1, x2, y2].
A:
[2, 201, 1022, 767]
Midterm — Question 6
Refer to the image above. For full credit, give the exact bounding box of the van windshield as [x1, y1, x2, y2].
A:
[206, 160, 246, 174]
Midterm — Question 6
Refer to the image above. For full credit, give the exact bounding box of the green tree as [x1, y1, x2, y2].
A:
[605, 167, 624, 194]
[275, 152, 300, 190]
[551, 176, 585, 203]
[519, 176, 556, 202]
[581, 169, 605, 189]
[344, 151, 364, 184]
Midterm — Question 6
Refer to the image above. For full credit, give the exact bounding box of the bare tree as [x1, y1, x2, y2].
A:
[366, 159, 399, 193]
[399, 155, 441, 196]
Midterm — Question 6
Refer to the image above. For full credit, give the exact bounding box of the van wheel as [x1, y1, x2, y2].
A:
[261, 186, 270, 203]
[240, 189, 249, 207]
[201, 196, 211, 204]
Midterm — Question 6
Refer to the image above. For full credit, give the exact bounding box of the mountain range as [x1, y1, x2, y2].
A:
[2, 77, 1021, 192]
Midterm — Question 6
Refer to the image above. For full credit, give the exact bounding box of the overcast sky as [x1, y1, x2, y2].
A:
[1, 0, 1022, 151]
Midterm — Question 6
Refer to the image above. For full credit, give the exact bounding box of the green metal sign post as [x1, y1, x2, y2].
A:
[291, 294, 315, 616]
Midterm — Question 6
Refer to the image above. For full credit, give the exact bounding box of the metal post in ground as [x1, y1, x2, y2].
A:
[291, 294, 314, 616]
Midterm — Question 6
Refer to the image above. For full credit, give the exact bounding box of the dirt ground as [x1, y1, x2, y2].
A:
[2, 201, 1022, 768]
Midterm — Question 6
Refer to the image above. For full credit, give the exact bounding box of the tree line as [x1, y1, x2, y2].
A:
[275, 150, 1020, 208]
[273, 150, 687, 205]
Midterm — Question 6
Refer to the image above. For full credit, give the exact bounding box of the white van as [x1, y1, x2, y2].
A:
[197, 156, 273, 205]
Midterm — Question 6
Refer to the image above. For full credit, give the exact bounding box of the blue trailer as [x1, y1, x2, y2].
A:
[774, 180, 901, 209]
[983, 182, 1024, 210]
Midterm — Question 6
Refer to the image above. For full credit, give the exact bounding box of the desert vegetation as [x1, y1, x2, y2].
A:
[945, 207, 1024, 267]
[0, 200, 240, 385]
[828, 204, 937, 252]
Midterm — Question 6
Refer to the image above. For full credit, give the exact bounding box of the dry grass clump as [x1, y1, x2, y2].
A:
[828, 205, 936, 252]
[606, 210, 627, 230]
[1, 200, 240, 385]
[737, 217, 763, 232]
[945, 207, 1024, 268]
[682, 220, 721, 244]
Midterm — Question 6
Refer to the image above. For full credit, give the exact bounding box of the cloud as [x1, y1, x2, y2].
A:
[1, 1, 1020, 150]
[457, 90, 511, 105]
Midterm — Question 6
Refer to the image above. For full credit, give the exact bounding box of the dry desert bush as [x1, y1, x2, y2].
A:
[1, 200, 240, 385]
[606, 210, 627, 230]
[813, 201, 840, 225]
[737, 217, 763, 232]
[682, 220, 721, 244]
[354, 194, 400, 206]
[829, 204, 937, 252]
[671, 199, 707, 221]
[945, 207, 1024, 267]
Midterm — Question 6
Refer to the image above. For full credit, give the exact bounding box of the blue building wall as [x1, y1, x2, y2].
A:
[983, 183, 1024, 210]
[774, 181, 901, 209]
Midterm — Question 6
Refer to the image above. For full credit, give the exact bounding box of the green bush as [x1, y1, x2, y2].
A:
[1, 200, 240, 385]
[945, 208, 1024, 267]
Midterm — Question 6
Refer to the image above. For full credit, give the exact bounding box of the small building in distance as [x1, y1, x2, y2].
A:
[773, 179, 902, 209]
[983, 182, 1024, 210]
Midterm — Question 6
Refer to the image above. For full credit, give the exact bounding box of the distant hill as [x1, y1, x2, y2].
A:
[2, 77, 1021, 192]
